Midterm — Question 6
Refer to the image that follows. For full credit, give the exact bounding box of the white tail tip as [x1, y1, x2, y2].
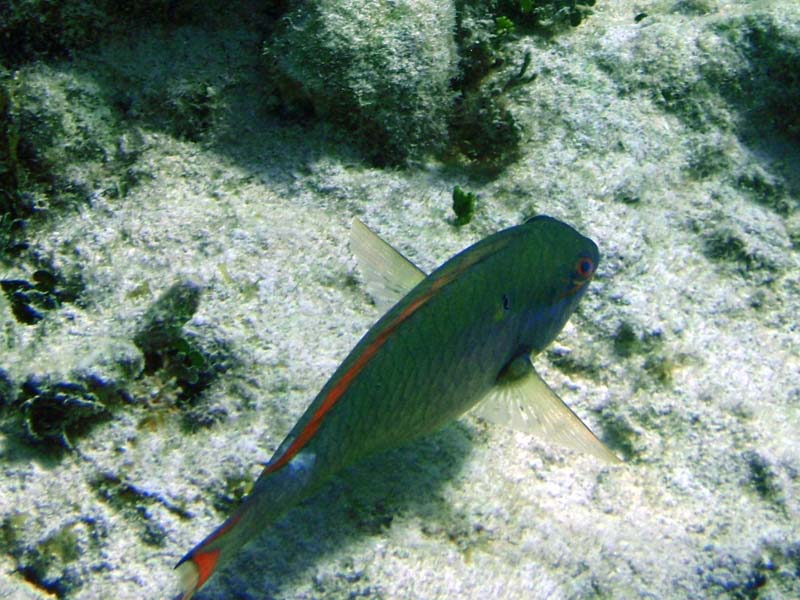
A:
[175, 560, 200, 600]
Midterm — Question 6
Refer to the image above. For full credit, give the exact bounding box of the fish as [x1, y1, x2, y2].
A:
[175, 215, 619, 599]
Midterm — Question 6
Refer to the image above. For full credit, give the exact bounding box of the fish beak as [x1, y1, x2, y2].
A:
[558, 278, 588, 300]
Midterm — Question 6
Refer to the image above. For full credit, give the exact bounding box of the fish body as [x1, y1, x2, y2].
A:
[176, 216, 613, 598]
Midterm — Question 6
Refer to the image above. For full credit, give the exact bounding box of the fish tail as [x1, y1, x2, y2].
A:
[174, 504, 248, 600]
[174, 451, 320, 598]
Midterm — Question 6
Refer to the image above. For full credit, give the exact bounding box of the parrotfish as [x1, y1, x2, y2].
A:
[176, 215, 619, 599]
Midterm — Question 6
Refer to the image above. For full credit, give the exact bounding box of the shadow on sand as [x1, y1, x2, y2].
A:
[194, 421, 479, 599]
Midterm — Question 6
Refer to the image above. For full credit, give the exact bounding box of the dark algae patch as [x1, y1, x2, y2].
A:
[133, 279, 203, 367]
[133, 279, 232, 429]
[612, 322, 663, 360]
[126, 279, 237, 435]
[17, 378, 111, 450]
[742, 450, 785, 509]
[0, 269, 82, 325]
[0, 338, 138, 452]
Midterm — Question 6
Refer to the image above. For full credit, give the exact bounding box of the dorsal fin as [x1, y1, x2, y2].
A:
[350, 218, 426, 312]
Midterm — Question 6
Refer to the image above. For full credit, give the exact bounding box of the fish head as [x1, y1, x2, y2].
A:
[516, 215, 600, 354]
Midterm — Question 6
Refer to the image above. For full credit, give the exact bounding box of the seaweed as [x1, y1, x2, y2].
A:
[452, 186, 477, 226]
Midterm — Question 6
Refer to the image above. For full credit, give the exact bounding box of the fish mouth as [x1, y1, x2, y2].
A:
[557, 278, 590, 300]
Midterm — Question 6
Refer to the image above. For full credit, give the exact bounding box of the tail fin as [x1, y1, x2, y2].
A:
[174, 559, 202, 600]
[174, 449, 320, 598]
[174, 510, 245, 600]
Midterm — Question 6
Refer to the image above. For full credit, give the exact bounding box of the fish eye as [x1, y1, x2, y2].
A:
[576, 257, 594, 278]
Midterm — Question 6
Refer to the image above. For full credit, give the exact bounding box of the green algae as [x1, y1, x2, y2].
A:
[452, 186, 478, 226]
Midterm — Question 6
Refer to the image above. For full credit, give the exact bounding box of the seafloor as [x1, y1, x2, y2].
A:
[1, 1, 798, 599]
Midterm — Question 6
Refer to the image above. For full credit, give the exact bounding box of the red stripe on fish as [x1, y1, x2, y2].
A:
[191, 548, 221, 591]
[261, 237, 509, 476]
[176, 511, 244, 595]
[262, 286, 438, 475]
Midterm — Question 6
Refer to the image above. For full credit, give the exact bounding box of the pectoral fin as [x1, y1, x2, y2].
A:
[473, 356, 621, 464]
[350, 218, 427, 312]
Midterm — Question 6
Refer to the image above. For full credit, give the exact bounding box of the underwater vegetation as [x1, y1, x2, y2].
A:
[452, 186, 478, 225]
